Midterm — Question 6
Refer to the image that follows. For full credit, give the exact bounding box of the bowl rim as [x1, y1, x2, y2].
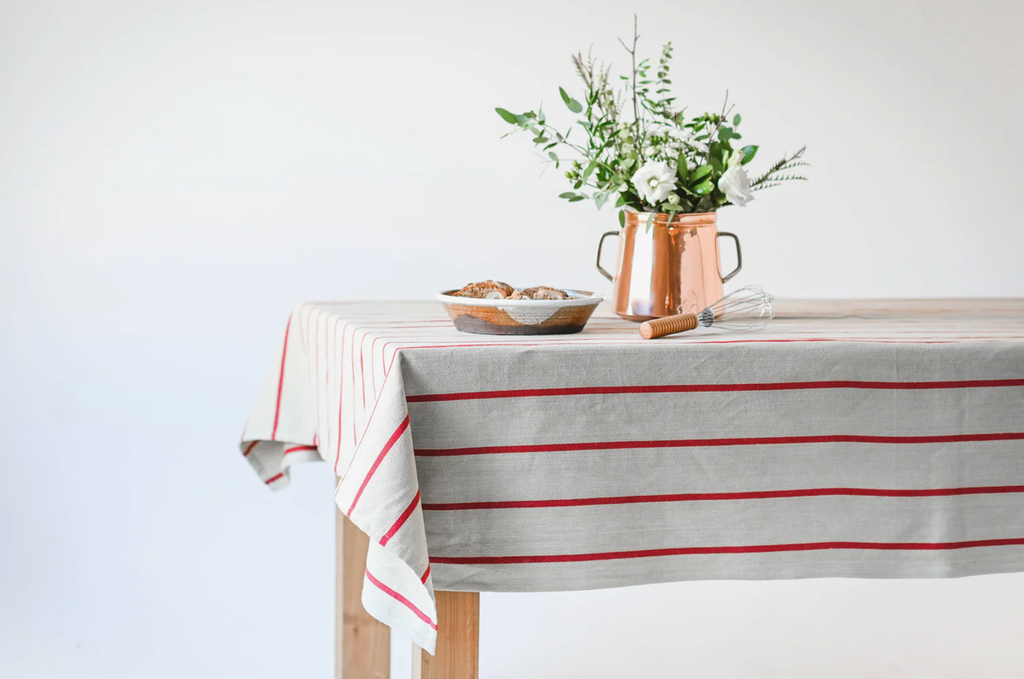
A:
[436, 288, 603, 307]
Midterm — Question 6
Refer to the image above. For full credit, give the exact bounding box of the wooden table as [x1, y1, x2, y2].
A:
[234, 299, 1024, 679]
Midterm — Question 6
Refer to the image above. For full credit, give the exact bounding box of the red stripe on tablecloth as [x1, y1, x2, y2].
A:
[365, 569, 437, 630]
[284, 445, 318, 456]
[334, 321, 350, 474]
[270, 315, 292, 440]
[380, 490, 421, 546]
[265, 473, 285, 485]
[360, 331, 368, 411]
[415, 432, 1024, 457]
[311, 310, 321, 444]
[420, 564, 431, 584]
[347, 415, 411, 516]
[430, 537, 1024, 565]
[242, 441, 258, 457]
[341, 353, 405, 484]
[351, 327, 359, 448]
[422, 485, 1024, 511]
[406, 379, 1024, 403]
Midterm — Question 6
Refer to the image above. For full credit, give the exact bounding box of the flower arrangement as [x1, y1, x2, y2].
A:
[496, 18, 808, 227]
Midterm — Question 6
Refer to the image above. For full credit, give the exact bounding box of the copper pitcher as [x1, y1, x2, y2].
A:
[595, 212, 741, 321]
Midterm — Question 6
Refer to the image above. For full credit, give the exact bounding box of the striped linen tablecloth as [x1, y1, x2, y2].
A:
[239, 299, 1024, 652]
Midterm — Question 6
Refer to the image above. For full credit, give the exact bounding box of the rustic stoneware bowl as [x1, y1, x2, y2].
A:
[436, 289, 604, 335]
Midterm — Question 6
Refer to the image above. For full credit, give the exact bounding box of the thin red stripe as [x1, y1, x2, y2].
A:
[430, 537, 1024, 565]
[407, 379, 1024, 403]
[380, 490, 421, 546]
[270, 315, 292, 440]
[351, 326, 358, 447]
[365, 569, 437, 630]
[422, 485, 1024, 511]
[311, 310, 321, 444]
[242, 441, 258, 457]
[360, 332, 368, 411]
[334, 321, 350, 474]
[420, 564, 431, 584]
[415, 432, 1024, 457]
[265, 473, 285, 484]
[284, 445, 318, 456]
[347, 415, 411, 516]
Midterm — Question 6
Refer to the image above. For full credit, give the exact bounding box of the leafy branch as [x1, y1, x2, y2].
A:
[494, 18, 809, 218]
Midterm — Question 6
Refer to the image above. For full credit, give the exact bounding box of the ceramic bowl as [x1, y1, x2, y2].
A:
[436, 289, 604, 335]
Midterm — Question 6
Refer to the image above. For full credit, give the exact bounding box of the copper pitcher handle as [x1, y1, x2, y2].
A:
[596, 230, 620, 282]
[717, 231, 742, 283]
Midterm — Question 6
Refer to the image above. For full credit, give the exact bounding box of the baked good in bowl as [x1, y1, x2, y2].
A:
[437, 283, 603, 335]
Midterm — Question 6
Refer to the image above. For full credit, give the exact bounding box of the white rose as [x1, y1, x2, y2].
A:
[631, 160, 677, 206]
[718, 154, 754, 207]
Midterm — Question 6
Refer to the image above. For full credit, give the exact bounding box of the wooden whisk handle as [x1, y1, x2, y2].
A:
[639, 313, 700, 339]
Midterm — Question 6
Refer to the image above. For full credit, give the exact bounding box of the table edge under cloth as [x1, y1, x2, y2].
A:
[237, 300, 1024, 653]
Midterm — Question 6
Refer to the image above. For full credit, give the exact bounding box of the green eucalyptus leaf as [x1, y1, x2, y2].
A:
[559, 192, 578, 200]
[690, 165, 712, 183]
[568, 195, 586, 202]
[581, 160, 598, 182]
[618, 209, 626, 228]
[741, 145, 759, 165]
[693, 179, 714, 195]
[676, 154, 689, 182]
[559, 87, 583, 114]
[495, 107, 519, 124]
[733, 113, 741, 126]
[548, 152, 558, 162]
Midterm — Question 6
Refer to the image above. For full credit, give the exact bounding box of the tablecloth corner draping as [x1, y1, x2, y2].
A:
[239, 304, 439, 653]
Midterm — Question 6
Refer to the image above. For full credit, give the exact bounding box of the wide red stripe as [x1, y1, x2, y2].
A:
[270, 316, 293, 440]
[284, 445, 318, 456]
[242, 441, 258, 457]
[422, 484, 1024, 511]
[415, 432, 1024, 457]
[265, 473, 285, 485]
[430, 537, 1024, 565]
[407, 379, 1024, 403]
[380, 490, 421, 546]
[347, 415, 411, 516]
[364, 569, 437, 630]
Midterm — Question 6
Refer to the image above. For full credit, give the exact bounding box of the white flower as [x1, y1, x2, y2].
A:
[718, 153, 754, 207]
[631, 160, 677, 205]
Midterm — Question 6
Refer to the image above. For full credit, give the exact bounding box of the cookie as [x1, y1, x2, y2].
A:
[452, 280, 515, 299]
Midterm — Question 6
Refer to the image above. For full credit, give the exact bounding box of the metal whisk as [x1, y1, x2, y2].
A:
[639, 285, 775, 339]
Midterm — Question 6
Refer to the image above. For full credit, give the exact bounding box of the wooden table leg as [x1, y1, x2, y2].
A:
[412, 591, 480, 679]
[336, 508, 390, 679]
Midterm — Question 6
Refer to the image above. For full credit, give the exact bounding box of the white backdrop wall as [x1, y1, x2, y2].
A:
[2, 0, 1023, 677]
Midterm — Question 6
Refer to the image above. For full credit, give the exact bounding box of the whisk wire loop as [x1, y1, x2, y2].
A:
[699, 285, 775, 331]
